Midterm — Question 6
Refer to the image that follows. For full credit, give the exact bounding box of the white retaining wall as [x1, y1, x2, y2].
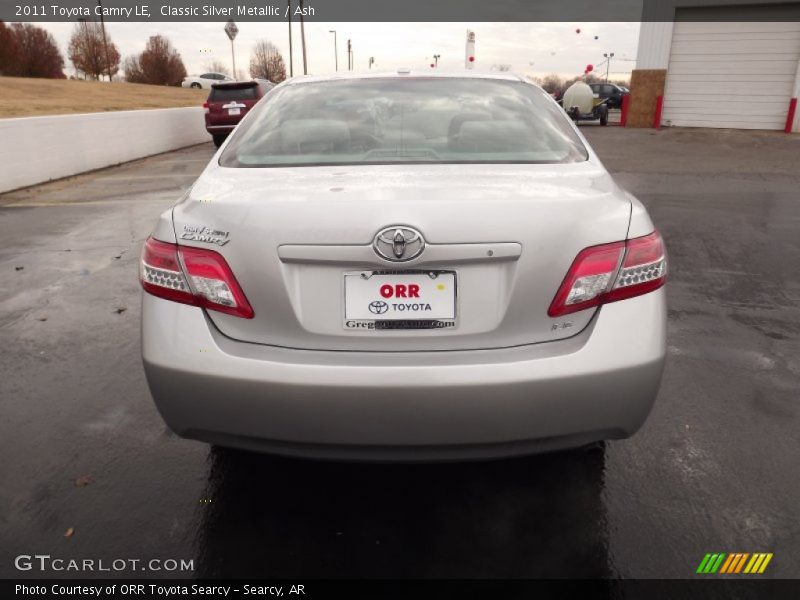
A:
[0, 107, 208, 194]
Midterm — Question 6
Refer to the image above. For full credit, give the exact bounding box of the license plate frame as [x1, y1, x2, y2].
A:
[227, 107, 241, 116]
[343, 270, 457, 331]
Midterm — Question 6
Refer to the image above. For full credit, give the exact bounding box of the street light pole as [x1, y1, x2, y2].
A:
[347, 39, 352, 70]
[329, 30, 337, 71]
[287, 0, 293, 77]
[299, 0, 307, 75]
[433, 54, 440, 68]
[603, 52, 615, 83]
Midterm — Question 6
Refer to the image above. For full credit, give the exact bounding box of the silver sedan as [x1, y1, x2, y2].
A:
[141, 71, 667, 460]
[181, 72, 234, 89]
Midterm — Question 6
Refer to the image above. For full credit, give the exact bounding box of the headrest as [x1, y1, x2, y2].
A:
[451, 120, 530, 153]
[279, 119, 351, 154]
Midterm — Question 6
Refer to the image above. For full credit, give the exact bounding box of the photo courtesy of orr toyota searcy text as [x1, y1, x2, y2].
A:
[14, 584, 300, 596]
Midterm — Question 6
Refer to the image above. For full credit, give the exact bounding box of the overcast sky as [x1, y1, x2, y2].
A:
[43, 21, 640, 80]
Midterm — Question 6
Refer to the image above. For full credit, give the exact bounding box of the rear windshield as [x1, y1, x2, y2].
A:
[210, 86, 258, 102]
[219, 78, 588, 167]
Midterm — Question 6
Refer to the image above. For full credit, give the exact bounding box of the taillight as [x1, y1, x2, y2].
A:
[548, 231, 667, 317]
[140, 237, 254, 319]
[139, 238, 195, 306]
[203, 101, 209, 114]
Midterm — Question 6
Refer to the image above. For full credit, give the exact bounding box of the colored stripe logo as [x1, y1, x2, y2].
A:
[697, 553, 773, 574]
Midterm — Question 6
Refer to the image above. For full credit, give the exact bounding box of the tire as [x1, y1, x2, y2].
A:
[190, 82, 202, 89]
[599, 105, 609, 126]
[212, 134, 227, 148]
[567, 107, 580, 122]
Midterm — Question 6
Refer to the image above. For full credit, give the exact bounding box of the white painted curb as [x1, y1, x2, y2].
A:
[0, 107, 208, 194]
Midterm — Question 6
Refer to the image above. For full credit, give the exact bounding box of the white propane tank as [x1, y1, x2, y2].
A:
[562, 81, 595, 116]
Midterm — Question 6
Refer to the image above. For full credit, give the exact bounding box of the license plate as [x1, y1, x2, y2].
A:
[344, 271, 456, 329]
[228, 108, 241, 116]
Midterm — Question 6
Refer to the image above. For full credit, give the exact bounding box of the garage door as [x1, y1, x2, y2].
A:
[663, 20, 800, 130]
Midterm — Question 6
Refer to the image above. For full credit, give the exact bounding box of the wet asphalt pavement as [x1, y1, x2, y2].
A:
[0, 127, 798, 580]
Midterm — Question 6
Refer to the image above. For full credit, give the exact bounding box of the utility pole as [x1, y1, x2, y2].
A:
[299, 0, 307, 75]
[603, 52, 615, 83]
[96, 0, 112, 81]
[329, 30, 338, 71]
[347, 39, 352, 70]
[287, 0, 293, 77]
[368, 57, 374, 69]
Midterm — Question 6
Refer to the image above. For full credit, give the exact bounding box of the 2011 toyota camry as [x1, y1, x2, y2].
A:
[140, 71, 667, 460]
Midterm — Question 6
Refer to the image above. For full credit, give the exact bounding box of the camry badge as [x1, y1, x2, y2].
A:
[180, 225, 230, 247]
[373, 226, 425, 262]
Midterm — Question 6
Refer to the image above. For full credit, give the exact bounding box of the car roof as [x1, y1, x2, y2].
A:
[281, 69, 529, 86]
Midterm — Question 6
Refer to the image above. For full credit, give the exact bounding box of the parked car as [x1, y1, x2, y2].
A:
[589, 82, 628, 109]
[141, 71, 667, 461]
[204, 80, 268, 147]
[182, 72, 234, 90]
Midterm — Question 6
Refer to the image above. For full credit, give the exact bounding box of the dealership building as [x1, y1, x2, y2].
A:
[629, 0, 800, 132]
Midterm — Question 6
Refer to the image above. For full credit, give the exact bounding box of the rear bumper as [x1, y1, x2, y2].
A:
[141, 289, 666, 460]
[205, 124, 235, 134]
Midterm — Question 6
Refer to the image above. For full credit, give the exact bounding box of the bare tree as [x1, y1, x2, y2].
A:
[68, 21, 120, 81]
[249, 39, 286, 83]
[0, 21, 21, 76]
[538, 73, 565, 94]
[203, 59, 230, 76]
[122, 55, 145, 83]
[559, 73, 602, 91]
[8, 23, 65, 78]
[124, 35, 187, 85]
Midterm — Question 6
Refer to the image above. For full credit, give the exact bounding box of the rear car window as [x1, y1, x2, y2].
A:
[210, 86, 258, 102]
[219, 78, 588, 167]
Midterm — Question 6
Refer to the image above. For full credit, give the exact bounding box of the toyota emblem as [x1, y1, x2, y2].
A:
[373, 226, 425, 262]
[368, 300, 389, 315]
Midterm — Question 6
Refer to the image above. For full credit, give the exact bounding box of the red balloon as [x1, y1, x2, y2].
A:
[430, 63, 435, 68]
[576, 28, 581, 34]
[586, 64, 594, 72]
[468, 56, 475, 62]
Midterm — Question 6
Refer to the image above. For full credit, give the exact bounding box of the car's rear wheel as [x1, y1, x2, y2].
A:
[212, 134, 227, 148]
[191, 82, 202, 89]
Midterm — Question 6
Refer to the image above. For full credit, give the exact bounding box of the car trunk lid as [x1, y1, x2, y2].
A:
[173, 161, 631, 351]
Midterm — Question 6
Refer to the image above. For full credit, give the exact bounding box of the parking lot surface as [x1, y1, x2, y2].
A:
[1, 127, 798, 579]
